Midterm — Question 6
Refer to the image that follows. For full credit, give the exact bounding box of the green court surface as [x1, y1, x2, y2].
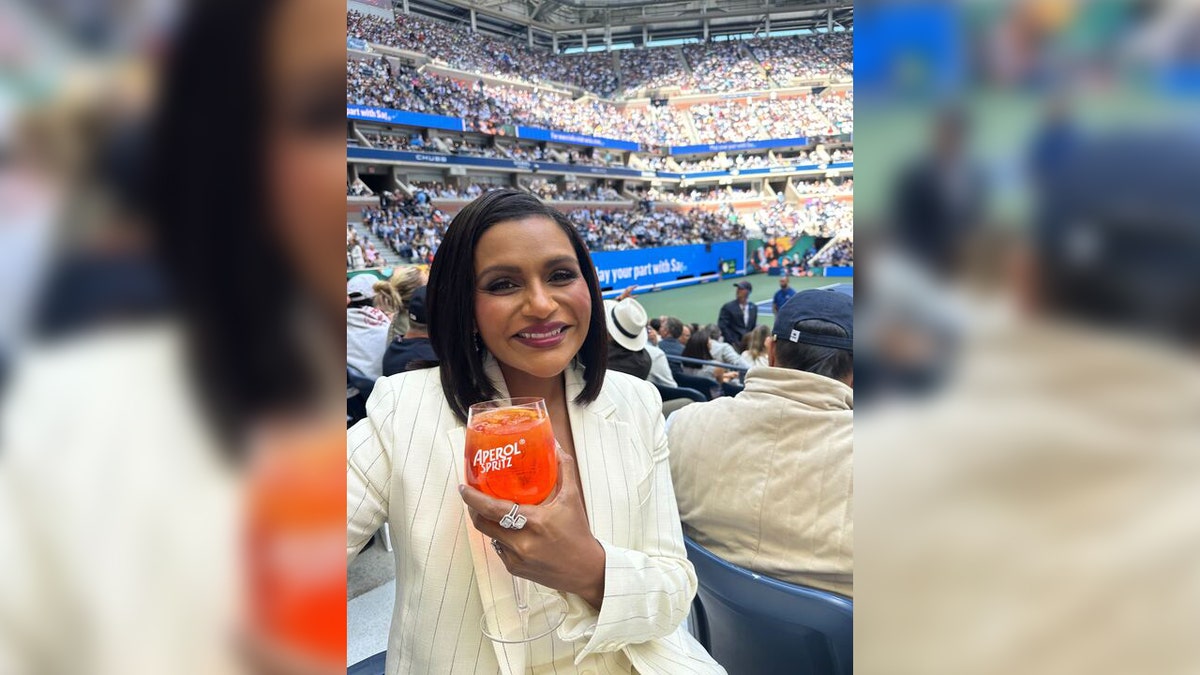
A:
[630, 275, 852, 327]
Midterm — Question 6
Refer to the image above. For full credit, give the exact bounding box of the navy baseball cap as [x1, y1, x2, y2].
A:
[407, 286, 428, 325]
[733, 280, 753, 292]
[772, 289, 853, 351]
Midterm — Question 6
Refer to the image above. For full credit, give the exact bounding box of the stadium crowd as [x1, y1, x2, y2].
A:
[355, 194, 748, 260]
[349, 9, 849, 99]
[637, 146, 853, 172]
[349, 56, 851, 146]
[687, 94, 851, 143]
[753, 197, 853, 239]
[794, 177, 853, 195]
[618, 47, 692, 92]
[527, 178, 624, 201]
[749, 33, 853, 85]
[809, 237, 854, 266]
[655, 187, 766, 203]
[348, 10, 619, 95]
[567, 205, 745, 250]
[680, 41, 771, 92]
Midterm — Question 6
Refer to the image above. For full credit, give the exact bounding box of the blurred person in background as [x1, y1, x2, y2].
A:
[893, 107, 988, 278]
[645, 334, 679, 390]
[647, 316, 662, 344]
[668, 290, 854, 596]
[856, 3, 1200, 671]
[373, 264, 425, 342]
[681, 327, 741, 387]
[740, 324, 771, 368]
[0, 0, 347, 674]
[773, 274, 797, 314]
[657, 315, 688, 367]
[0, 101, 74, 393]
[717, 280, 757, 347]
[346, 274, 389, 380]
[604, 298, 653, 380]
[702, 322, 748, 370]
[380, 285, 435, 375]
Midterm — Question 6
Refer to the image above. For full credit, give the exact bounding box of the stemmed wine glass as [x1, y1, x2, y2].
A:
[465, 397, 568, 643]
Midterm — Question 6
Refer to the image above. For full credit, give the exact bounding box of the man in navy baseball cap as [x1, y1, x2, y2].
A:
[770, 288, 853, 365]
[667, 287, 854, 596]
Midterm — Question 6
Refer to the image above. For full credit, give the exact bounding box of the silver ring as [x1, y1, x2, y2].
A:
[498, 503, 527, 530]
[491, 538, 504, 556]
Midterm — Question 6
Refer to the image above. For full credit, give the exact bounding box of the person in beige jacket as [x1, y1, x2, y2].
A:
[668, 289, 853, 597]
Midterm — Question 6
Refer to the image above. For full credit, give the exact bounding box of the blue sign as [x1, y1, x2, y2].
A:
[823, 266, 854, 277]
[657, 161, 854, 180]
[668, 136, 810, 155]
[346, 106, 466, 132]
[346, 146, 647, 178]
[590, 241, 745, 289]
[515, 126, 641, 152]
[347, 37, 369, 52]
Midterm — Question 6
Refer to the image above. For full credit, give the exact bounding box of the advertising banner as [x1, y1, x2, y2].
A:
[345, 106, 466, 132]
[658, 161, 853, 181]
[515, 126, 641, 152]
[346, 147, 646, 178]
[589, 241, 745, 290]
[668, 136, 809, 155]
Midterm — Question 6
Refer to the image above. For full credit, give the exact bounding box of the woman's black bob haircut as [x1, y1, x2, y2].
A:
[424, 189, 607, 423]
[145, 0, 317, 453]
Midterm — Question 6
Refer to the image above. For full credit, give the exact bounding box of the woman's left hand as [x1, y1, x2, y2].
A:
[460, 451, 607, 610]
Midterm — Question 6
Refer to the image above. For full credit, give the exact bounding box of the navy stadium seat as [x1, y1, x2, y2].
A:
[685, 537, 853, 675]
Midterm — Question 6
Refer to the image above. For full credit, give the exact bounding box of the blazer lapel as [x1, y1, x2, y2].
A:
[449, 359, 529, 674]
[564, 366, 652, 550]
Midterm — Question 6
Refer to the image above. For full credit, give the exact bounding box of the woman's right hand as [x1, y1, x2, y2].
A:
[460, 451, 608, 610]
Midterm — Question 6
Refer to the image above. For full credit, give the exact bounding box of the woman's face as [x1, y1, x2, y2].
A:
[473, 216, 592, 380]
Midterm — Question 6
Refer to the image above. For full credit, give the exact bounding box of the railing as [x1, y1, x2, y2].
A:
[665, 354, 750, 373]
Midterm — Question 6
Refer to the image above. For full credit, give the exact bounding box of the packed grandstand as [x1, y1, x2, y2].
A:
[345, 0, 853, 284]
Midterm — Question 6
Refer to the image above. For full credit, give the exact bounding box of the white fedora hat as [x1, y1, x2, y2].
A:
[603, 298, 649, 352]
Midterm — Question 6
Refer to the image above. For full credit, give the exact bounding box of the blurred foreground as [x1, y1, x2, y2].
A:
[856, 2, 1200, 674]
[0, 0, 346, 673]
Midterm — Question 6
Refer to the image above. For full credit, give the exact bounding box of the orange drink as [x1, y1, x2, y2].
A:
[465, 402, 557, 504]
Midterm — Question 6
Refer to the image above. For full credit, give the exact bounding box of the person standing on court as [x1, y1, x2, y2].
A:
[718, 280, 758, 347]
[773, 275, 797, 315]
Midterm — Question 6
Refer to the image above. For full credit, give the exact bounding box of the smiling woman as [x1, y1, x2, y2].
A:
[347, 189, 726, 674]
[425, 190, 608, 422]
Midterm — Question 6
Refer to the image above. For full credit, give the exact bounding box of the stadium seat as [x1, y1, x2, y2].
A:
[347, 650, 385, 675]
[654, 383, 707, 403]
[685, 537, 853, 675]
[672, 372, 720, 401]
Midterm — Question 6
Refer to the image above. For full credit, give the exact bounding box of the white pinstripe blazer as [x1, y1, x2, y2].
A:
[347, 356, 725, 674]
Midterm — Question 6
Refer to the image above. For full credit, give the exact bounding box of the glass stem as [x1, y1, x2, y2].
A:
[513, 578, 530, 631]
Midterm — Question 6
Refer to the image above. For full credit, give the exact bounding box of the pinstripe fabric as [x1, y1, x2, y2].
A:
[348, 357, 725, 674]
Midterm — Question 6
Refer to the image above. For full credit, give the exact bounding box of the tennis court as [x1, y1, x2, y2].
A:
[630, 275, 854, 327]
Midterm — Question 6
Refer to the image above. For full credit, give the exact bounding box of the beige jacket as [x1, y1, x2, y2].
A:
[347, 356, 724, 675]
[667, 366, 853, 597]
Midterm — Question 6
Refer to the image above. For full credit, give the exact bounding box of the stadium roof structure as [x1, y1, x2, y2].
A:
[394, 0, 852, 52]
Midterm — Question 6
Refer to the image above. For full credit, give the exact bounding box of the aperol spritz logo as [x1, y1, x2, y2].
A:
[472, 438, 525, 473]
